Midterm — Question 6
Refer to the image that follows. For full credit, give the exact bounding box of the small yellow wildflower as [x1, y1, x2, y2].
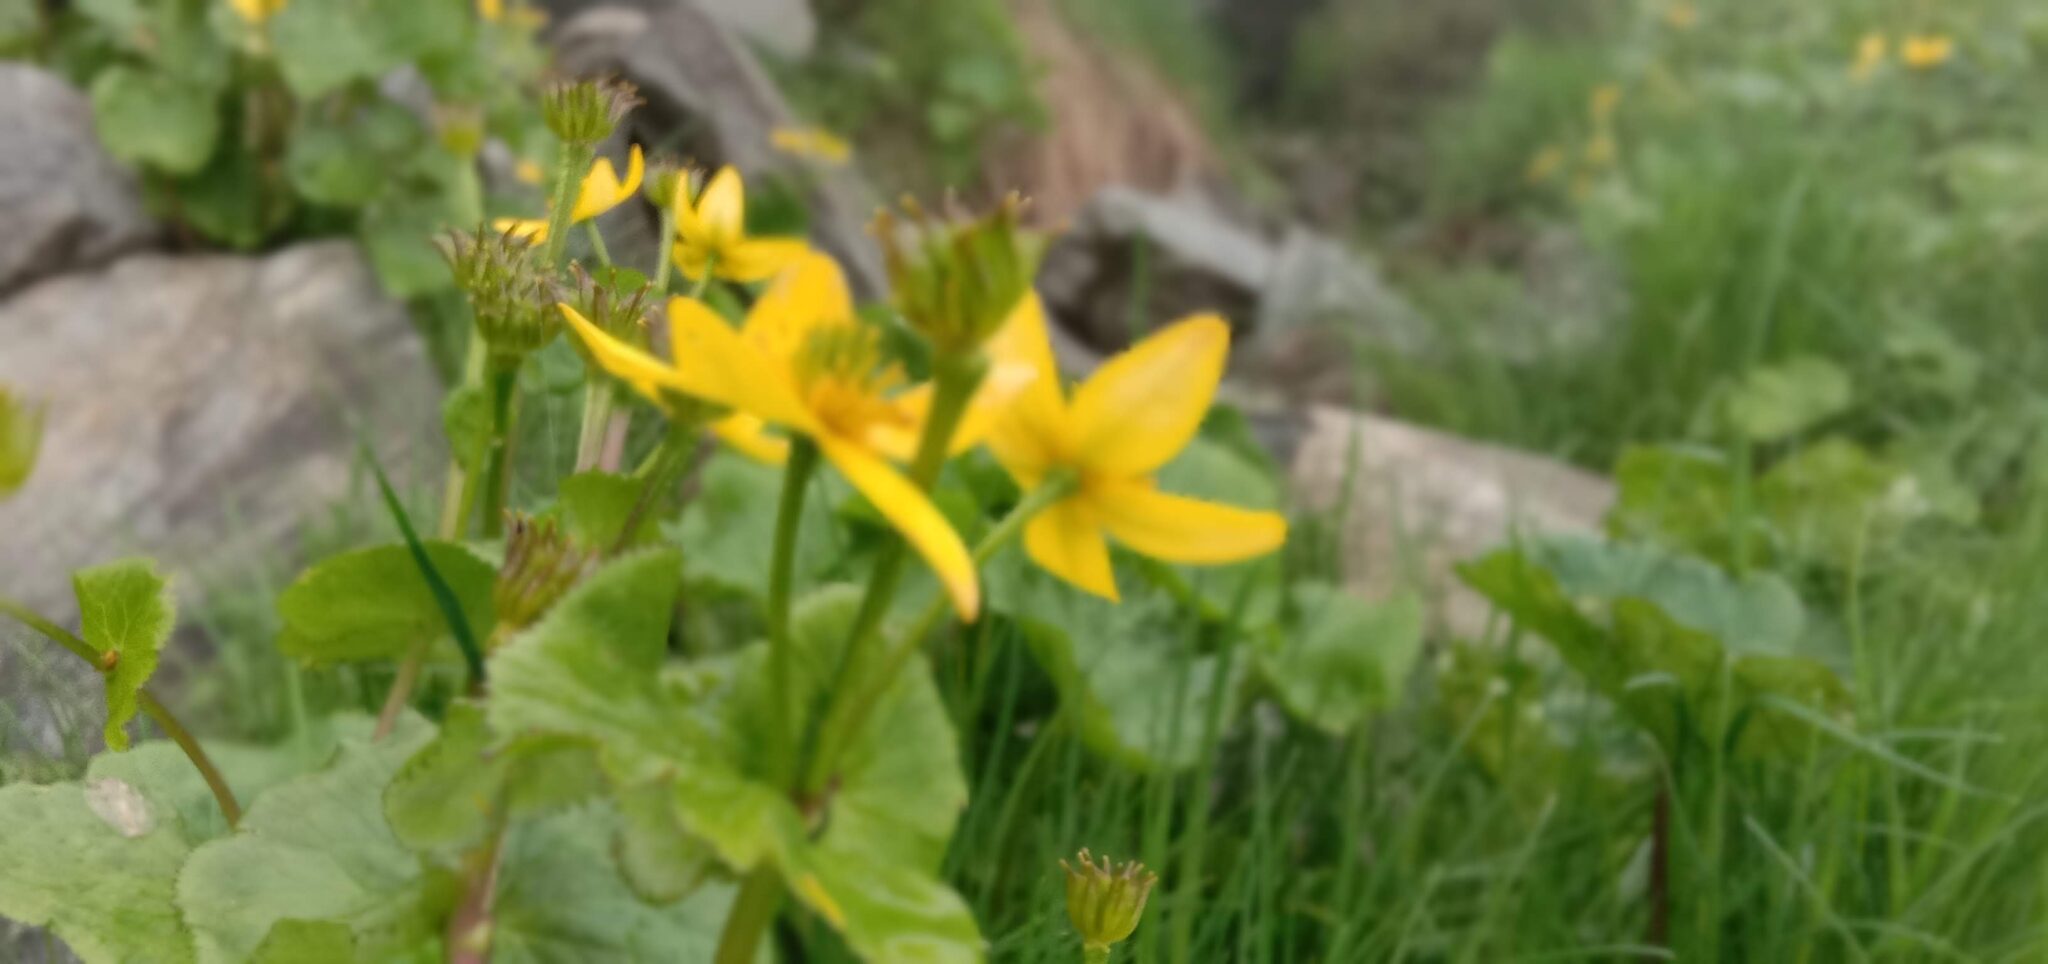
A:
[1583, 132, 1618, 168]
[770, 126, 853, 166]
[476, 0, 502, 21]
[1900, 34, 1954, 70]
[671, 166, 809, 283]
[1589, 84, 1623, 126]
[1526, 144, 1566, 184]
[984, 296, 1287, 600]
[227, 0, 286, 23]
[1663, 2, 1698, 30]
[495, 145, 645, 244]
[513, 158, 545, 186]
[562, 253, 1021, 617]
[1851, 33, 1887, 80]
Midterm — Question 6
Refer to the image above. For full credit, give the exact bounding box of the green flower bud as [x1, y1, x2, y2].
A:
[0, 387, 45, 500]
[542, 78, 640, 146]
[494, 513, 599, 633]
[443, 226, 558, 361]
[642, 156, 694, 213]
[874, 193, 1042, 357]
[558, 261, 654, 343]
[1061, 849, 1156, 960]
[434, 102, 486, 158]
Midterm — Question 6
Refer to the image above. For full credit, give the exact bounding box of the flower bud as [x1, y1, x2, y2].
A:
[494, 514, 599, 632]
[0, 388, 44, 499]
[874, 193, 1042, 357]
[435, 103, 486, 158]
[542, 78, 640, 146]
[1060, 849, 1156, 958]
[642, 156, 694, 213]
[443, 226, 558, 361]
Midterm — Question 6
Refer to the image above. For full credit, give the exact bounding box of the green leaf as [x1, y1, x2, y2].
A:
[383, 701, 602, 853]
[1719, 356, 1853, 443]
[1258, 584, 1420, 734]
[177, 714, 453, 964]
[90, 65, 219, 174]
[612, 783, 715, 904]
[557, 470, 654, 549]
[1520, 536, 1805, 655]
[73, 558, 174, 751]
[87, 717, 371, 843]
[0, 779, 197, 963]
[286, 99, 424, 206]
[989, 556, 1243, 771]
[171, 144, 286, 249]
[488, 560, 983, 960]
[360, 193, 458, 297]
[251, 920, 355, 963]
[268, 0, 469, 97]
[491, 806, 736, 964]
[1609, 444, 1757, 569]
[670, 451, 843, 599]
[278, 541, 496, 664]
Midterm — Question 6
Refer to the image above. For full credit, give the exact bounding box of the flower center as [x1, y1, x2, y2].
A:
[793, 322, 908, 437]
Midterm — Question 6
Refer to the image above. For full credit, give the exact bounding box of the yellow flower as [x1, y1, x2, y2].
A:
[1900, 34, 1953, 70]
[1583, 132, 1618, 168]
[1589, 84, 1623, 126]
[228, 0, 286, 23]
[494, 145, 645, 244]
[1525, 144, 1566, 184]
[1663, 2, 1698, 30]
[476, 0, 502, 21]
[1851, 32, 1888, 80]
[770, 126, 853, 166]
[513, 158, 544, 185]
[671, 166, 809, 283]
[984, 296, 1287, 600]
[560, 253, 991, 617]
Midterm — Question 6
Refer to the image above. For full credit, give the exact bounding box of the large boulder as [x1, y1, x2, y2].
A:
[1283, 404, 1615, 638]
[551, 0, 884, 295]
[1037, 187, 1432, 405]
[0, 242, 439, 754]
[0, 64, 156, 295]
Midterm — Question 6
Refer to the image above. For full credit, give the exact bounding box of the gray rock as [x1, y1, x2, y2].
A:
[1285, 404, 1614, 638]
[691, 0, 816, 58]
[552, 1, 884, 295]
[0, 241, 439, 755]
[0, 64, 156, 296]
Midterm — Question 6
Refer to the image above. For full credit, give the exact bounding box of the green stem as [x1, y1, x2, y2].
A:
[573, 382, 615, 472]
[438, 338, 489, 540]
[651, 206, 677, 294]
[540, 143, 594, 272]
[794, 353, 986, 791]
[802, 471, 1075, 794]
[0, 597, 241, 828]
[478, 361, 521, 539]
[766, 439, 821, 780]
[1085, 944, 1111, 964]
[582, 220, 613, 268]
[714, 866, 783, 964]
[610, 422, 698, 555]
[373, 636, 430, 741]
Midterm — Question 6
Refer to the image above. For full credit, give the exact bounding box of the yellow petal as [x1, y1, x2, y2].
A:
[1068, 314, 1228, 477]
[494, 217, 549, 245]
[709, 413, 789, 465]
[743, 251, 854, 365]
[1023, 497, 1118, 601]
[1089, 479, 1287, 565]
[558, 304, 689, 407]
[719, 237, 809, 283]
[671, 239, 712, 281]
[696, 166, 746, 246]
[816, 435, 980, 619]
[881, 359, 1038, 464]
[984, 295, 1070, 487]
[570, 145, 644, 222]
[666, 296, 819, 433]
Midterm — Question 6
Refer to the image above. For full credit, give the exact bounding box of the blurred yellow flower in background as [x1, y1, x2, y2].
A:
[984, 296, 1287, 601]
[496, 145, 645, 244]
[1583, 133, 1618, 168]
[672, 166, 810, 283]
[1851, 32, 1888, 80]
[770, 126, 853, 166]
[228, 0, 286, 23]
[1589, 84, 1623, 125]
[1900, 34, 1954, 70]
[1663, 2, 1698, 30]
[1525, 144, 1567, 184]
[476, 0, 502, 21]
